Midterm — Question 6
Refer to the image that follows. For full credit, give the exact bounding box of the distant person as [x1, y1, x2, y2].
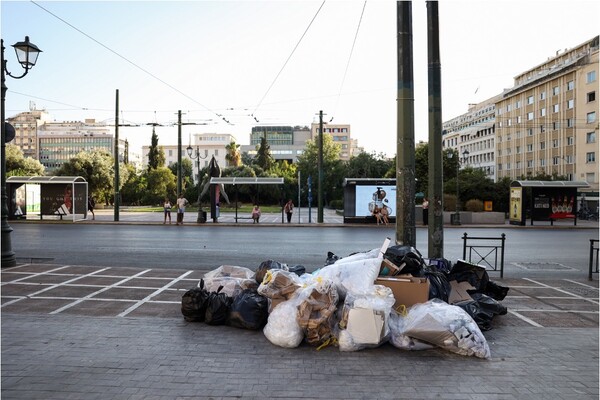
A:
[422, 198, 429, 226]
[284, 199, 294, 223]
[87, 196, 95, 220]
[163, 197, 172, 224]
[252, 204, 261, 224]
[176, 194, 189, 225]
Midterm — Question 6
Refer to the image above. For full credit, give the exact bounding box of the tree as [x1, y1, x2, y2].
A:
[5, 144, 45, 176]
[54, 150, 123, 204]
[121, 163, 145, 205]
[142, 167, 176, 205]
[225, 141, 241, 167]
[255, 136, 274, 171]
[345, 151, 393, 179]
[147, 128, 165, 170]
[296, 134, 343, 206]
[168, 158, 194, 192]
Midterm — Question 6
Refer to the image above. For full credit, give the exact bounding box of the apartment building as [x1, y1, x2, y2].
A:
[6, 108, 51, 159]
[310, 122, 359, 161]
[241, 126, 311, 164]
[442, 95, 501, 181]
[495, 36, 598, 193]
[37, 119, 125, 173]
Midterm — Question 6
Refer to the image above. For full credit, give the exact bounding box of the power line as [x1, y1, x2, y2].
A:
[29, 1, 229, 123]
[330, 1, 367, 123]
[251, 0, 326, 118]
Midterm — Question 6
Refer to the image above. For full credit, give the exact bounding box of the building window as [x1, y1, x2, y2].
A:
[527, 144, 533, 152]
[516, 146, 521, 154]
[527, 112, 534, 121]
[553, 156, 560, 165]
[527, 160, 534, 168]
[553, 121, 560, 130]
[516, 161, 521, 169]
[587, 132, 596, 143]
[553, 86, 560, 96]
[566, 155, 573, 163]
[527, 128, 533, 136]
[567, 80, 574, 91]
[553, 104, 559, 113]
[587, 70, 597, 83]
[540, 142, 546, 150]
[527, 95, 534, 105]
[540, 108, 546, 117]
[587, 111, 596, 124]
[567, 118, 574, 128]
[215, 149, 219, 156]
[540, 159, 546, 167]
[540, 91, 546, 100]
[586, 152, 596, 163]
[552, 139, 559, 148]
[517, 115, 522, 123]
[168, 149, 173, 157]
[588, 91, 596, 102]
[567, 99, 574, 109]
[515, 100, 521, 109]
[567, 136, 574, 145]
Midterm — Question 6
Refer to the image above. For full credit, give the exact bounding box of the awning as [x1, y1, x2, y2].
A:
[510, 180, 590, 188]
[210, 177, 284, 185]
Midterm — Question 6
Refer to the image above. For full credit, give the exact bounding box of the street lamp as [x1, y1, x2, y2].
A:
[187, 145, 207, 223]
[448, 148, 469, 225]
[2, 36, 42, 267]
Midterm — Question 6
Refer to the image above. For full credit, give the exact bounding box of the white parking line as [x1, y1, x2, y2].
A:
[117, 270, 193, 317]
[1, 265, 72, 285]
[50, 269, 151, 314]
[562, 279, 600, 290]
[508, 310, 544, 327]
[523, 278, 599, 305]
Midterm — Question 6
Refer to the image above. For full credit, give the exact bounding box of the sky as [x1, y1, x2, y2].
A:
[2, 0, 599, 158]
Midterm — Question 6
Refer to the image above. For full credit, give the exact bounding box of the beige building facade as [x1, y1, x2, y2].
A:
[6, 108, 51, 159]
[495, 36, 598, 193]
[310, 122, 361, 161]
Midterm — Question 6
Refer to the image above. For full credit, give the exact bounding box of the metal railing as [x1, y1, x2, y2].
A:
[462, 233, 506, 278]
[588, 239, 599, 281]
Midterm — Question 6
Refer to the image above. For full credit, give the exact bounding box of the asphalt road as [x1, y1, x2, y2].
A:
[9, 223, 598, 279]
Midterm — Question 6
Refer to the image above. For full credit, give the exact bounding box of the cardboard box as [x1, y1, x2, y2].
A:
[375, 276, 430, 308]
[346, 307, 386, 344]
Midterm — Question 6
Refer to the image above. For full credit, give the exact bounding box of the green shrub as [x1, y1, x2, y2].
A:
[465, 199, 484, 212]
[328, 199, 343, 210]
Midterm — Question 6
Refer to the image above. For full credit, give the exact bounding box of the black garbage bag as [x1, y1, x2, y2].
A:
[205, 286, 233, 326]
[423, 266, 451, 303]
[228, 289, 269, 330]
[447, 260, 489, 291]
[483, 280, 510, 301]
[288, 265, 306, 276]
[455, 292, 507, 331]
[383, 245, 425, 276]
[426, 258, 453, 275]
[181, 279, 210, 322]
[255, 260, 287, 284]
[325, 251, 340, 266]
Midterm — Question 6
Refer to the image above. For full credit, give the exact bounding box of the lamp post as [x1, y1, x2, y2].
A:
[187, 145, 207, 223]
[2, 36, 42, 267]
[448, 148, 469, 225]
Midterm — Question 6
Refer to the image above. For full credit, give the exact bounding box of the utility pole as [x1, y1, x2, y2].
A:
[114, 89, 120, 222]
[396, 1, 416, 246]
[427, 1, 444, 258]
[318, 110, 324, 223]
[177, 110, 182, 198]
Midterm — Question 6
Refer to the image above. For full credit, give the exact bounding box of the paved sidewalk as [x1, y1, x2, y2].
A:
[2, 262, 599, 400]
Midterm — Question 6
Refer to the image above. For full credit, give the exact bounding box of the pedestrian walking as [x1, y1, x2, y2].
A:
[163, 197, 172, 224]
[87, 196, 95, 220]
[284, 199, 294, 223]
[176, 194, 189, 225]
[422, 198, 429, 226]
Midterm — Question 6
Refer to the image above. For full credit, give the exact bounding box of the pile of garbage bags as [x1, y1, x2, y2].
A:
[181, 239, 509, 359]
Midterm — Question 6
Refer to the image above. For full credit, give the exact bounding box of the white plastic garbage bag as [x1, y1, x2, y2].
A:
[263, 298, 304, 348]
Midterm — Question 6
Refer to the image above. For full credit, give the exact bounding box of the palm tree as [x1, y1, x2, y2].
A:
[225, 140, 241, 167]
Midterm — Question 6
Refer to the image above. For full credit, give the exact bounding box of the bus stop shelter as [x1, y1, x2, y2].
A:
[6, 176, 88, 222]
[210, 177, 284, 223]
[509, 180, 590, 226]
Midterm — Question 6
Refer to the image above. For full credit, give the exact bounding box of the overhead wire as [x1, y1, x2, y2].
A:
[29, 1, 230, 124]
[330, 0, 367, 123]
[250, 0, 326, 120]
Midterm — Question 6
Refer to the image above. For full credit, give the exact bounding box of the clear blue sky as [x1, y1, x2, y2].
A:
[2, 1, 599, 157]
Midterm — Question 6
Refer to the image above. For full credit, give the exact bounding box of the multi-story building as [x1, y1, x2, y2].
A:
[142, 133, 235, 182]
[311, 122, 358, 161]
[37, 119, 125, 173]
[442, 95, 500, 181]
[495, 36, 598, 194]
[241, 126, 311, 163]
[6, 107, 51, 159]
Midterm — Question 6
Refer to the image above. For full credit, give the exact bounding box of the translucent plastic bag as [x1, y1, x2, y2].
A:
[337, 285, 395, 352]
[389, 310, 435, 351]
[204, 265, 255, 280]
[257, 269, 303, 301]
[296, 278, 339, 346]
[203, 276, 258, 298]
[313, 248, 382, 299]
[263, 297, 304, 348]
[255, 260, 288, 284]
[402, 299, 491, 359]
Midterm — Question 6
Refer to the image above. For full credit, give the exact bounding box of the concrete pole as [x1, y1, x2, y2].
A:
[177, 110, 182, 198]
[318, 110, 324, 223]
[114, 89, 120, 222]
[395, 1, 416, 247]
[427, 1, 444, 258]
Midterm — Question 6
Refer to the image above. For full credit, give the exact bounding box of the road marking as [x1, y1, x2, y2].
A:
[508, 310, 544, 327]
[1, 265, 72, 285]
[523, 278, 599, 305]
[511, 308, 598, 314]
[1, 267, 110, 308]
[562, 279, 600, 290]
[117, 270, 193, 317]
[49, 269, 151, 314]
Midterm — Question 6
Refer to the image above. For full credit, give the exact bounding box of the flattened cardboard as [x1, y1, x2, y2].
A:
[448, 280, 475, 304]
[346, 308, 385, 344]
[375, 276, 430, 308]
